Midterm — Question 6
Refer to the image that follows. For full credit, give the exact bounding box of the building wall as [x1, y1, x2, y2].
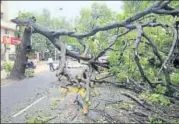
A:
[1, 26, 16, 60]
[1, 27, 15, 42]
[1, 1, 9, 21]
[1, 1, 17, 61]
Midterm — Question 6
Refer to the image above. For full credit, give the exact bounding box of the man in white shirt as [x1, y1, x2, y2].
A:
[48, 57, 54, 71]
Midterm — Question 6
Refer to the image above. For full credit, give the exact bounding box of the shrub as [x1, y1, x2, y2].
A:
[155, 84, 167, 94]
[25, 68, 35, 77]
[2, 61, 13, 73]
[170, 72, 179, 85]
[140, 93, 170, 106]
[148, 93, 170, 106]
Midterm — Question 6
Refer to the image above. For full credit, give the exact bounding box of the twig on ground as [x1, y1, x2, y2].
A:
[121, 93, 151, 110]
[43, 116, 57, 123]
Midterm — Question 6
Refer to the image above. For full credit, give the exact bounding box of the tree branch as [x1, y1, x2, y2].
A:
[10, 1, 177, 72]
[77, 38, 89, 57]
[11, 17, 169, 63]
[117, 39, 129, 65]
[93, 29, 131, 61]
[154, 9, 179, 16]
[158, 26, 178, 83]
[142, 33, 172, 86]
[38, 1, 170, 39]
[53, 38, 66, 77]
[134, 24, 153, 88]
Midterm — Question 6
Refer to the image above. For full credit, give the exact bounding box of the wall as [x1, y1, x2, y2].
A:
[1, 1, 16, 61]
[1, 1, 9, 21]
[1, 27, 16, 61]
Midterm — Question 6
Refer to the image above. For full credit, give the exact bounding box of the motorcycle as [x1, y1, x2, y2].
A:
[26, 61, 36, 69]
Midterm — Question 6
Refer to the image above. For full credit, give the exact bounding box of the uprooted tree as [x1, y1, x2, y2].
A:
[10, 1, 179, 102]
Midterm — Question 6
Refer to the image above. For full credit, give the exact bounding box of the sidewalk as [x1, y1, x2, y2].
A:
[34, 61, 49, 74]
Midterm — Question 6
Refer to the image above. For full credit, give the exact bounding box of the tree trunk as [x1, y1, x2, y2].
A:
[1, 44, 6, 60]
[9, 28, 32, 79]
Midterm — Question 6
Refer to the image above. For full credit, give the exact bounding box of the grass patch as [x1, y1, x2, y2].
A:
[26, 110, 52, 123]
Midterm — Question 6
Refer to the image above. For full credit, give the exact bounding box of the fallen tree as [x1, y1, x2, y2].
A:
[10, 1, 179, 100]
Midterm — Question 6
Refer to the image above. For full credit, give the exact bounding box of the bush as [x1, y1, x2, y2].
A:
[155, 84, 167, 94]
[171, 72, 179, 85]
[2, 61, 13, 73]
[25, 68, 35, 77]
[148, 93, 170, 106]
[140, 93, 170, 106]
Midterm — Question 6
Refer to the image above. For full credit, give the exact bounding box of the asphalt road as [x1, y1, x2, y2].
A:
[1, 71, 57, 122]
[1, 60, 87, 122]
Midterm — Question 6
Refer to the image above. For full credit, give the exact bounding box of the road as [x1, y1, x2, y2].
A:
[1, 60, 86, 122]
[1, 71, 57, 122]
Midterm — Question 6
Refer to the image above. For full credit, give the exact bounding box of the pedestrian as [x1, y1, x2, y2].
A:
[48, 57, 55, 71]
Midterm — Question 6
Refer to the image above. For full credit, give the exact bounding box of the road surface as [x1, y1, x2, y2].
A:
[1, 71, 57, 122]
[1, 60, 86, 122]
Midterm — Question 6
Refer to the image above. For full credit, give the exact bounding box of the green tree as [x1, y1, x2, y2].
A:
[75, 2, 118, 56]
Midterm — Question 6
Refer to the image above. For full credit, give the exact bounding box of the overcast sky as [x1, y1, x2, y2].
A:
[8, 1, 123, 20]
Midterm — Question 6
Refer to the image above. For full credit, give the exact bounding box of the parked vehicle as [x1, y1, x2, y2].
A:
[26, 61, 36, 69]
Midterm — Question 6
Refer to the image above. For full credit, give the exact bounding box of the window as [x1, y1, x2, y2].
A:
[5, 29, 9, 35]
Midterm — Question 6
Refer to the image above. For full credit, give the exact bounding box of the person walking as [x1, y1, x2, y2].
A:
[48, 57, 55, 71]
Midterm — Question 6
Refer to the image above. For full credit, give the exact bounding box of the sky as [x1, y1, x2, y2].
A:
[8, 1, 123, 20]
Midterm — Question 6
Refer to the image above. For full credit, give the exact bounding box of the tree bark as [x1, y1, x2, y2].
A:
[134, 24, 153, 88]
[9, 28, 32, 79]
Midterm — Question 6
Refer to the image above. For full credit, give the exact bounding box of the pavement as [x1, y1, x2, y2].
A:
[1, 71, 58, 122]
